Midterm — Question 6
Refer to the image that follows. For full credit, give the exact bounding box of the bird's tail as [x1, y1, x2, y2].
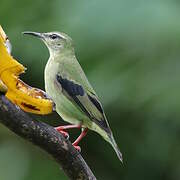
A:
[108, 133, 123, 163]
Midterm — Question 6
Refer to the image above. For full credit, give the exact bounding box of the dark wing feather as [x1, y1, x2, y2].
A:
[56, 75, 84, 96]
[87, 94, 103, 114]
[56, 74, 110, 132]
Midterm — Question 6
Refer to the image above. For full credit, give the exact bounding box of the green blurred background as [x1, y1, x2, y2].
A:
[1, 0, 180, 179]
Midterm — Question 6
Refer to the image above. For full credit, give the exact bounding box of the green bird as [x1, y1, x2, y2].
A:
[23, 31, 123, 162]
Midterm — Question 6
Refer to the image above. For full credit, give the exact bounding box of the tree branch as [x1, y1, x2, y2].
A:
[0, 94, 96, 180]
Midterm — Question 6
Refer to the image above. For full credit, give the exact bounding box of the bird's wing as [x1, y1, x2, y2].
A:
[55, 68, 110, 133]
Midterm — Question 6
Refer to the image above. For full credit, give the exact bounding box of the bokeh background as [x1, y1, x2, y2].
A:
[1, 0, 180, 179]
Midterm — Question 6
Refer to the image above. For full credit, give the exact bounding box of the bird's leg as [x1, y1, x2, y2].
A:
[55, 124, 81, 139]
[72, 128, 88, 152]
[55, 124, 81, 130]
[55, 125, 88, 152]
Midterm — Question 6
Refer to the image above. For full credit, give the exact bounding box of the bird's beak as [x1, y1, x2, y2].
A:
[22, 31, 44, 39]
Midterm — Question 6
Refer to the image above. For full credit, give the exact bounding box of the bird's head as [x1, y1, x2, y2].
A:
[23, 31, 74, 55]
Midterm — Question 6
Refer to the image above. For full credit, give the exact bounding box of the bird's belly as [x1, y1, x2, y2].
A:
[56, 95, 85, 125]
[46, 80, 86, 125]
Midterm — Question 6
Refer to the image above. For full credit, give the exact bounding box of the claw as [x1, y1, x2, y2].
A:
[55, 128, 69, 139]
[73, 145, 81, 152]
[54, 125, 88, 152]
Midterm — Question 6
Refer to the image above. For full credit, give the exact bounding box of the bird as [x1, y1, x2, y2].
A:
[23, 31, 123, 162]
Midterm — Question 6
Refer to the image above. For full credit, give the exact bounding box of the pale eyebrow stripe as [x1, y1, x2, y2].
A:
[59, 34, 65, 39]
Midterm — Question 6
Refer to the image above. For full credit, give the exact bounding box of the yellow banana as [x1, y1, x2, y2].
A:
[0, 25, 53, 115]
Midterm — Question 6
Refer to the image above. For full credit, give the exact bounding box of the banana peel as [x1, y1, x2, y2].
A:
[0, 26, 8, 93]
[0, 80, 7, 93]
[0, 25, 54, 115]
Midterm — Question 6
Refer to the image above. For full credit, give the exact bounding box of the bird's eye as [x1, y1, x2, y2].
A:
[49, 34, 58, 40]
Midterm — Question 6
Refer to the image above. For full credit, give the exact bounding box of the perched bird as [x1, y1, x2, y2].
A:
[23, 31, 123, 162]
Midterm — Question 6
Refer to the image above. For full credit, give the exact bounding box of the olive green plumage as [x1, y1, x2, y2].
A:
[23, 31, 123, 162]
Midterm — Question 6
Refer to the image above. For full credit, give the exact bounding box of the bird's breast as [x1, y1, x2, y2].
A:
[44, 60, 60, 98]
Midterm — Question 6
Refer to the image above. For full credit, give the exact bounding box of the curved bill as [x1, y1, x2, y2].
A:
[22, 31, 44, 39]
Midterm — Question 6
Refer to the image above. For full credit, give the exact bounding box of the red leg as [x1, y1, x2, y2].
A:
[72, 128, 88, 151]
[55, 124, 81, 131]
[55, 124, 81, 139]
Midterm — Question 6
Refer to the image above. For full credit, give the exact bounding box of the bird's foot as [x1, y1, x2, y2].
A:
[55, 128, 69, 139]
[55, 125, 88, 152]
[55, 124, 81, 139]
[71, 128, 88, 152]
[72, 145, 81, 152]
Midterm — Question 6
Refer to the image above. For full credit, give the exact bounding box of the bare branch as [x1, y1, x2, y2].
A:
[0, 94, 96, 180]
